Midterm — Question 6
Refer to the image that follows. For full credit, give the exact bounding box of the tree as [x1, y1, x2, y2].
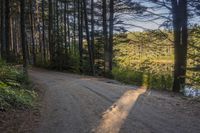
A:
[49, 0, 54, 64]
[0, 0, 196, 93]
[1, 0, 5, 59]
[29, 0, 36, 65]
[20, 0, 28, 74]
[78, 0, 83, 72]
[91, 0, 95, 67]
[136, 0, 189, 92]
[102, 0, 109, 75]
[171, 0, 188, 92]
[83, 0, 95, 75]
[42, 0, 46, 62]
[108, 0, 114, 72]
[5, 0, 10, 62]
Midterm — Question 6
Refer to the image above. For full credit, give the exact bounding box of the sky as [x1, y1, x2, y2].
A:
[123, 0, 200, 32]
[121, 0, 170, 32]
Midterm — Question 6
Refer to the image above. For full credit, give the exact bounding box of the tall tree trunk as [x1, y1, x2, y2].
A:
[36, 0, 43, 63]
[67, 2, 71, 52]
[42, 0, 46, 62]
[5, 0, 10, 62]
[49, 0, 53, 63]
[178, 0, 188, 91]
[73, 0, 76, 54]
[20, 0, 28, 74]
[64, 2, 67, 55]
[102, 0, 109, 74]
[29, 0, 36, 65]
[0, 1, 1, 58]
[172, 0, 188, 92]
[108, 0, 114, 72]
[78, 0, 83, 72]
[91, 0, 95, 66]
[10, 16, 13, 55]
[1, 0, 5, 59]
[13, 18, 17, 57]
[56, 0, 62, 70]
[83, 0, 95, 75]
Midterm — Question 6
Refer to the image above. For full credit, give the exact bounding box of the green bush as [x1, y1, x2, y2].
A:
[0, 60, 27, 83]
[112, 67, 173, 90]
[0, 60, 36, 110]
[0, 85, 36, 109]
[112, 67, 144, 86]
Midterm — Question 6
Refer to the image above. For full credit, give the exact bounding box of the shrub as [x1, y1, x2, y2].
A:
[112, 67, 144, 86]
[112, 67, 173, 90]
[0, 60, 36, 110]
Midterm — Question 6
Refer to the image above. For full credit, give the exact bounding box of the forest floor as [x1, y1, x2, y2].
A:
[29, 68, 200, 133]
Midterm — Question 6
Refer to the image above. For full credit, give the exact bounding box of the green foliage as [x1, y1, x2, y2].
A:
[113, 31, 175, 90]
[114, 31, 174, 69]
[0, 60, 26, 84]
[147, 74, 173, 90]
[113, 29, 200, 90]
[112, 67, 173, 90]
[0, 60, 36, 110]
[37, 51, 80, 73]
[65, 53, 80, 73]
[112, 67, 143, 86]
[0, 85, 36, 109]
[188, 26, 200, 88]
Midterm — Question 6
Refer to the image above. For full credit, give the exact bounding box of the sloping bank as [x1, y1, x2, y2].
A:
[0, 60, 40, 133]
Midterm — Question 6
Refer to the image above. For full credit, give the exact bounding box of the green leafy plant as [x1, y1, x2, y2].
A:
[0, 60, 36, 110]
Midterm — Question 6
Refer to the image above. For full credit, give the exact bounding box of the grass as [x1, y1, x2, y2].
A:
[0, 60, 36, 110]
[112, 67, 173, 90]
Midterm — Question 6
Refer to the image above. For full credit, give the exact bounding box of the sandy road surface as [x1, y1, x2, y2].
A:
[29, 68, 200, 133]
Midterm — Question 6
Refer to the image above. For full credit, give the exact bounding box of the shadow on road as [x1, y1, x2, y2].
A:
[94, 87, 147, 133]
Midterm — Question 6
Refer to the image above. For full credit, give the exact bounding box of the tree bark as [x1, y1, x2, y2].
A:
[78, 0, 83, 72]
[64, 2, 67, 55]
[42, 0, 46, 62]
[29, 0, 36, 65]
[67, 2, 71, 52]
[49, 0, 53, 64]
[102, 0, 109, 74]
[20, 0, 28, 74]
[5, 0, 10, 62]
[1, 0, 5, 59]
[91, 0, 95, 66]
[73, 0, 76, 54]
[109, 0, 114, 72]
[83, 0, 95, 75]
[171, 0, 188, 92]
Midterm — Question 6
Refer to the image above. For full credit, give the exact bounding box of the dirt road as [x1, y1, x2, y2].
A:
[29, 68, 200, 133]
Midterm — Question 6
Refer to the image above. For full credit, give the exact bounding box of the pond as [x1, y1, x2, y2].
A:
[183, 86, 200, 97]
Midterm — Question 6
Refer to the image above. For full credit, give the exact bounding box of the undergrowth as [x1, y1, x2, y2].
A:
[0, 60, 36, 111]
[112, 67, 173, 90]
